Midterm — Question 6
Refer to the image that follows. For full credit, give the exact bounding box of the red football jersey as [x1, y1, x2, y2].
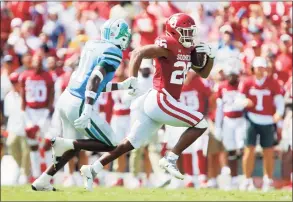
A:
[217, 81, 243, 118]
[97, 92, 114, 123]
[180, 75, 212, 114]
[19, 70, 54, 109]
[239, 76, 282, 116]
[153, 35, 193, 100]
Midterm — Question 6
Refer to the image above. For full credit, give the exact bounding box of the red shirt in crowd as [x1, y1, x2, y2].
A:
[239, 76, 282, 116]
[133, 11, 158, 46]
[19, 69, 54, 109]
[6, 2, 32, 21]
[275, 52, 292, 84]
[181, 75, 212, 115]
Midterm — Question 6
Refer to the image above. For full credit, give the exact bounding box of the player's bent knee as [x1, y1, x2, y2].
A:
[195, 119, 208, 129]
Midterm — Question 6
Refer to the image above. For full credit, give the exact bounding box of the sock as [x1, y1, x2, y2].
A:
[39, 172, 53, 183]
[182, 153, 193, 175]
[92, 160, 103, 174]
[197, 150, 207, 176]
[231, 176, 238, 185]
[30, 151, 41, 178]
[208, 178, 216, 185]
[166, 151, 179, 161]
[221, 166, 231, 175]
[63, 138, 74, 150]
[44, 150, 52, 169]
[64, 163, 70, 175]
[198, 174, 207, 182]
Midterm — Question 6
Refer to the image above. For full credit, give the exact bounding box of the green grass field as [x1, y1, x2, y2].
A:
[1, 185, 292, 201]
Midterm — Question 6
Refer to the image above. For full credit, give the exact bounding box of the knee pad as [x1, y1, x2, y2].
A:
[227, 150, 238, 161]
[195, 119, 208, 129]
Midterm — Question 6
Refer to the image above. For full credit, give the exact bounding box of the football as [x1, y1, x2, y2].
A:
[191, 48, 208, 68]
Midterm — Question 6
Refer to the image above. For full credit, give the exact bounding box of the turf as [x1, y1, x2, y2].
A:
[1, 185, 292, 201]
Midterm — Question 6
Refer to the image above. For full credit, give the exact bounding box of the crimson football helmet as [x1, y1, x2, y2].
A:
[166, 13, 197, 48]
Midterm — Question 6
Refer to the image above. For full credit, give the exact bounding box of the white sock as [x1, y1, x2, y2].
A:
[39, 172, 53, 183]
[198, 174, 207, 182]
[209, 178, 216, 184]
[231, 176, 238, 184]
[30, 151, 41, 178]
[64, 163, 70, 175]
[166, 152, 179, 161]
[92, 161, 103, 174]
[44, 150, 52, 168]
[63, 138, 74, 150]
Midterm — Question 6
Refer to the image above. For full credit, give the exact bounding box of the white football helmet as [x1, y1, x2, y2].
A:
[100, 19, 131, 50]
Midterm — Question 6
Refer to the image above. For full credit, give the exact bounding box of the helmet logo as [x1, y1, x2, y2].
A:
[115, 23, 130, 39]
[169, 15, 178, 28]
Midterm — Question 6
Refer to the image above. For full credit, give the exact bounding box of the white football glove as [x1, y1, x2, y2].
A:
[74, 104, 92, 129]
[195, 42, 215, 59]
[118, 76, 138, 90]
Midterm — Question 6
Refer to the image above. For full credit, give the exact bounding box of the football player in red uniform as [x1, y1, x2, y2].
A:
[165, 71, 211, 187]
[214, 65, 251, 190]
[238, 57, 285, 191]
[78, 13, 215, 191]
[19, 54, 54, 180]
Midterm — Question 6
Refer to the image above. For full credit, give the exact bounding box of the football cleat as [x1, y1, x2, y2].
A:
[159, 157, 184, 180]
[31, 179, 56, 191]
[80, 165, 94, 191]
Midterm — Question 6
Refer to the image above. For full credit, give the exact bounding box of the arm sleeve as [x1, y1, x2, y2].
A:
[98, 46, 123, 72]
[274, 94, 285, 116]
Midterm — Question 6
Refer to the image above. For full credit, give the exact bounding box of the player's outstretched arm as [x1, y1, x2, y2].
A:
[74, 66, 106, 129]
[129, 44, 169, 77]
[102, 77, 138, 92]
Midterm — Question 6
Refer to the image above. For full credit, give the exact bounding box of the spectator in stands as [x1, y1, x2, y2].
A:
[84, 9, 106, 40]
[4, 72, 30, 184]
[16, 52, 32, 74]
[46, 56, 64, 82]
[239, 57, 285, 192]
[58, 2, 77, 42]
[68, 25, 89, 53]
[132, 2, 158, 46]
[1, 55, 14, 101]
[110, 1, 136, 26]
[0, 5, 12, 52]
[42, 7, 65, 49]
[7, 18, 22, 49]
[275, 34, 292, 84]
[215, 25, 241, 66]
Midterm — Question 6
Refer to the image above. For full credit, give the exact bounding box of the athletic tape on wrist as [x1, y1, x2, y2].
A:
[85, 90, 97, 99]
[105, 82, 112, 92]
[93, 69, 104, 81]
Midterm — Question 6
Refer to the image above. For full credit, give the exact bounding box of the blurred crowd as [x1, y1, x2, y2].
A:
[0, 1, 292, 191]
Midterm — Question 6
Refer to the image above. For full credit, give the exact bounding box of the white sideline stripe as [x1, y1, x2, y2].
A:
[159, 94, 197, 126]
[103, 54, 122, 62]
